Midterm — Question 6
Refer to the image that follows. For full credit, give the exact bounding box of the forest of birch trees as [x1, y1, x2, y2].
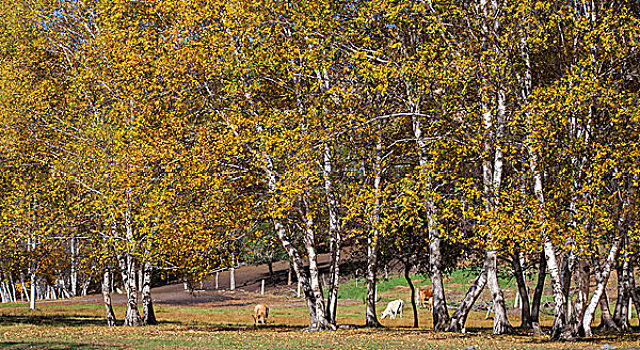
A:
[0, 0, 639, 341]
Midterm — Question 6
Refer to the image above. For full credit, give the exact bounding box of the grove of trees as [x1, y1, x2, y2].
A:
[0, 0, 639, 341]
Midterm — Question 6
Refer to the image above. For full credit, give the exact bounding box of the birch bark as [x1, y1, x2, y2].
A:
[323, 142, 342, 325]
[448, 265, 487, 332]
[410, 98, 448, 332]
[102, 267, 117, 327]
[511, 251, 532, 329]
[141, 257, 157, 325]
[365, 121, 383, 328]
[582, 237, 620, 336]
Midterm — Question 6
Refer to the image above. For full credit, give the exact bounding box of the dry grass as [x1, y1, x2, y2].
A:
[1, 299, 640, 350]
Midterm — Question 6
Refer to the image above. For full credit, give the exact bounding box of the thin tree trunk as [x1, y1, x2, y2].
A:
[9, 275, 17, 303]
[365, 227, 381, 327]
[20, 273, 28, 303]
[324, 142, 342, 326]
[569, 258, 589, 337]
[486, 249, 514, 334]
[410, 96, 449, 332]
[477, 39, 513, 333]
[429, 217, 449, 332]
[102, 267, 117, 327]
[627, 257, 640, 323]
[261, 147, 319, 328]
[511, 251, 532, 329]
[81, 279, 90, 296]
[267, 261, 274, 285]
[365, 121, 383, 328]
[142, 257, 157, 325]
[448, 264, 488, 332]
[301, 197, 333, 331]
[326, 238, 341, 325]
[29, 272, 36, 310]
[229, 253, 235, 291]
[70, 237, 78, 297]
[274, 220, 318, 328]
[314, 67, 343, 326]
[528, 146, 570, 339]
[613, 248, 632, 331]
[0, 281, 7, 303]
[138, 268, 143, 293]
[531, 250, 546, 334]
[404, 263, 419, 328]
[583, 236, 620, 336]
[560, 250, 575, 308]
[118, 252, 142, 326]
[599, 295, 620, 331]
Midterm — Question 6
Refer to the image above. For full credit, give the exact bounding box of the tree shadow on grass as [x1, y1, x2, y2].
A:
[0, 341, 118, 349]
[462, 326, 640, 346]
[191, 323, 307, 333]
[0, 314, 105, 327]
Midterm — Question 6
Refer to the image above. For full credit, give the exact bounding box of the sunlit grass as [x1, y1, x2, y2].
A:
[0, 273, 639, 350]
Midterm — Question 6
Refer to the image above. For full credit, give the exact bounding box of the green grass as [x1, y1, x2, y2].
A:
[338, 274, 425, 301]
[338, 269, 519, 303]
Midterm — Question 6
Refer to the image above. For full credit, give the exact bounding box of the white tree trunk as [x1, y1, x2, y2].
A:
[20, 273, 28, 303]
[273, 219, 318, 328]
[613, 241, 632, 331]
[141, 257, 156, 325]
[486, 249, 513, 334]
[323, 142, 342, 326]
[527, 133, 570, 339]
[480, 89, 513, 335]
[261, 150, 320, 328]
[365, 122, 383, 328]
[448, 264, 487, 332]
[411, 113, 449, 332]
[365, 228, 380, 327]
[102, 267, 117, 327]
[229, 254, 235, 291]
[302, 198, 332, 330]
[569, 259, 590, 336]
[0, 282, 7, 303]
[10, 278, 17, 303]
[118, 251, 142, 326]
[627, 257, 640, 323]
[70, 237, 78, 297]
[428, 210, 449, 331]
[582, 236, 620, 336]
[29, 272, 36, 310]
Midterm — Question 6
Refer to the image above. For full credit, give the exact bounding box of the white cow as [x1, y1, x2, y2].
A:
[381, 299, 404, 320]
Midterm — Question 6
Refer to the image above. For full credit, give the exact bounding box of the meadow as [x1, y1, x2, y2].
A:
[1, 272, 639, 350]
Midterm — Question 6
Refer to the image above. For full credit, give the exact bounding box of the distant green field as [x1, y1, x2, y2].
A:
[338, 269, 519, 303]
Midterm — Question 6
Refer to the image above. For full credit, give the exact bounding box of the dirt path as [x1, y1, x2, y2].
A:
[58, 252, 349, 309]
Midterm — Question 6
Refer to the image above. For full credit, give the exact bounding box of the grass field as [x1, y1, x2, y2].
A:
[0, 271, 637, 350]
[1, 300, 640, 350]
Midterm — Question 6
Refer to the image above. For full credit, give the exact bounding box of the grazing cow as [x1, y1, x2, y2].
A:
[381, 299, 404, 320]
[253, 304, 269, 325]
[416, 286, 433, 311]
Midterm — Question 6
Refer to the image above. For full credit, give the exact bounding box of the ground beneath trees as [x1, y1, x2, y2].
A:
[41, 252, 363, 311]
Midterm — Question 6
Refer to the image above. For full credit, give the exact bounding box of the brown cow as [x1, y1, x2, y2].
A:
[416, 286, 433, 311]
[252, 304, 269, 325]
